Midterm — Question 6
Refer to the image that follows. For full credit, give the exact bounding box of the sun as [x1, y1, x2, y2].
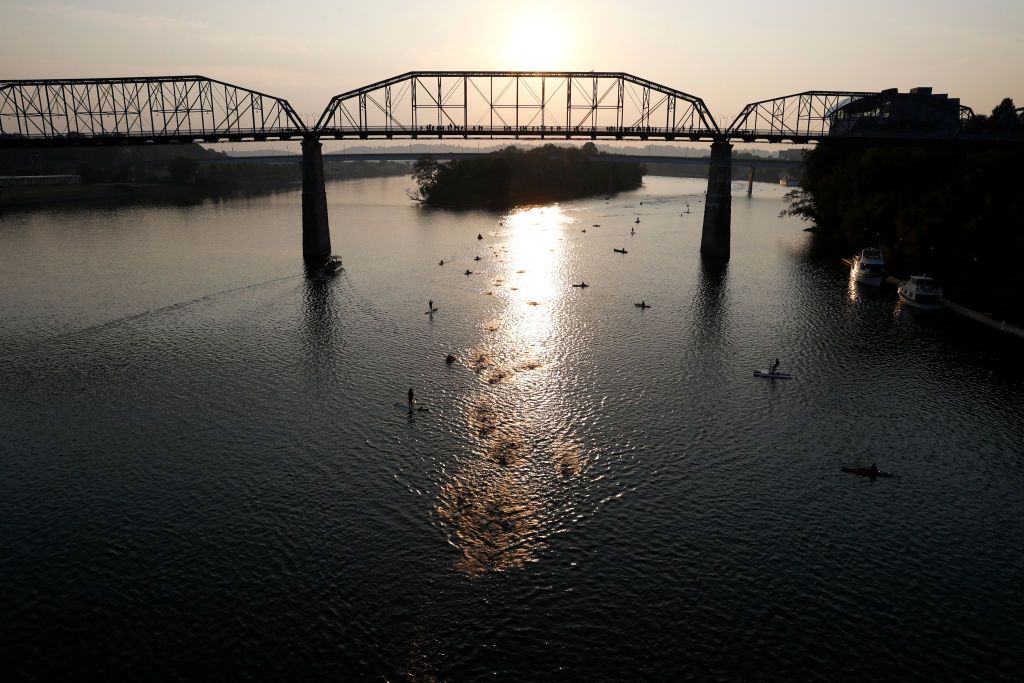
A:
[503, 20, 570, 71]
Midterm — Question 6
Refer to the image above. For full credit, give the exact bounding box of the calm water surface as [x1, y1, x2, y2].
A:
[2, 176, 1023, 680]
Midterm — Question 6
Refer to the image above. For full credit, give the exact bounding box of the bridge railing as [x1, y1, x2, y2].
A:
[315, 71, 720, 140]
[0, 76, 306, 144]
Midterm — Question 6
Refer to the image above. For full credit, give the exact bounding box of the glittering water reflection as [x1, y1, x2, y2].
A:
[437, 204, 587, 576]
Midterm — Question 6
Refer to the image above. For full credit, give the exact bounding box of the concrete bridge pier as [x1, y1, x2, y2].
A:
[700, 140, 733, 260]
[301, 133, 332, 265]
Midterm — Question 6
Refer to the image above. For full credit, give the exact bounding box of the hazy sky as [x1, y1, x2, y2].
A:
[2, 0, 1021, 126]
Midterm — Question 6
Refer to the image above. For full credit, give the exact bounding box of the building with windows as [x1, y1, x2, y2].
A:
[829, 87, 961, 137]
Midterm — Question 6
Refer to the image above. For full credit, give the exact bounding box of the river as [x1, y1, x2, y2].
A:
[1, 175, 1022, 680]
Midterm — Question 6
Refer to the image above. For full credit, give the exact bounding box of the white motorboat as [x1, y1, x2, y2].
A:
[898, 274, 943, 310]
[851, 247, 886, 286]
[323, 255, 343, 274]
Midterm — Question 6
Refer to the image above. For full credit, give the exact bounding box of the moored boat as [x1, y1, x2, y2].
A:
[851, 247, 886, 286]
[323, 255, 344, 273]
[898, 274, 943, 310]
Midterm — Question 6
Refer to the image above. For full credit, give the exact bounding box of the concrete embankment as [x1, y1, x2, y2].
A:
[841, 258, 1024, 341]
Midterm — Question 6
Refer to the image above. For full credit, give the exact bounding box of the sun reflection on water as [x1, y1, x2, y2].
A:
[503, 206, 570, 334]
[436, 204, 590, 576]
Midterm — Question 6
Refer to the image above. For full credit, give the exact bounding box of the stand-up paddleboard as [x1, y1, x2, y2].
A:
[841, 466, 893, 478]
[424, 308, 439, 315]
[394, 402, 430, 412]
[753, 369, 792, 379]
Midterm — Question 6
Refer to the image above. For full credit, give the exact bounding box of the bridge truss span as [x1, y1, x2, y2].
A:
[727, 90, 979, 143]
[0, 76, 306, 146]
[315, 71, 720, 141]
[726, 91, 880, 143]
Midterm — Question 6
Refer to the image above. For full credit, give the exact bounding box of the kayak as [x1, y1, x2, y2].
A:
[753, 369, 792, 379]
[634, 303, 651, 308]
[841, 466, 893, 478]
[613, 248, 628, 254]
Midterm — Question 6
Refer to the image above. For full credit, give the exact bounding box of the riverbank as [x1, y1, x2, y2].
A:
[0, 181, 302, 210]
[842, 258, 1024, 340]
[786, 138, 1024, 323]
[0, 182, 214, 208]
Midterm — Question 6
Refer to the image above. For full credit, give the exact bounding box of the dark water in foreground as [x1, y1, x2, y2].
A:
[2, 176, 1023, 681]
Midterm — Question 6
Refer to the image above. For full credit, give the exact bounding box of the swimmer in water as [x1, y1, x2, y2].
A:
[446, 354, 456, 365]
[439, 259, 444, 266]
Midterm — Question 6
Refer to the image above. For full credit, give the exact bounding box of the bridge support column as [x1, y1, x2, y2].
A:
[747, 165, 755, 197]
[700, 140, 733, 260]
[301, 134, 332, 265]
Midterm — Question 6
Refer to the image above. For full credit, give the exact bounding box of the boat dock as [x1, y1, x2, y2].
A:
[841, 258, 1024, 340]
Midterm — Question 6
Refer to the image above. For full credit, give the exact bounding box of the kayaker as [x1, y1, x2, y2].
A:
[869, 462, 879, 477]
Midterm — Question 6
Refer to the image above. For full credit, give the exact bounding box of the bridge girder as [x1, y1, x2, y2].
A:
[315, 71, 720, 141]
[0, 76, 306, 146]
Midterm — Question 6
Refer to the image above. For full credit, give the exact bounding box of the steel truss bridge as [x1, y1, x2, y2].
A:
[315, 71, 719, 141]
[0, 73, 993, 145]
[0, 72, 1013, 263]
[0, 76, 304, 145]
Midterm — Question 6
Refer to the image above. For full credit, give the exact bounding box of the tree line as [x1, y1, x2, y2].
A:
[784, 98, 1024, 321]
[411, 143, 644, 209]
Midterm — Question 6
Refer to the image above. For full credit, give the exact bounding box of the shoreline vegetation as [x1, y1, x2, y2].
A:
[409, 143, 645, 209]
[0, 143, 408, 208]
[784, 98, 1024, 323]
